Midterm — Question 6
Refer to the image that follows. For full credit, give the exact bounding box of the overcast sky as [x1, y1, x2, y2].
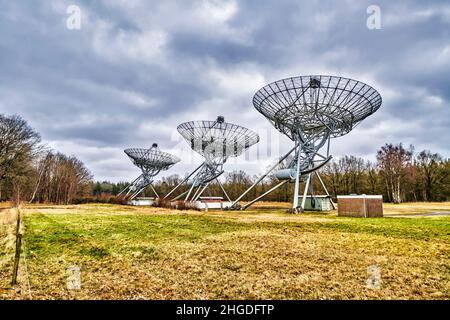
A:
[1, 0, 449, 182]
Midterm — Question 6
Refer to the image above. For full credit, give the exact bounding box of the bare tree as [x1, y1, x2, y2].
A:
[416, 150, 443, 201]
[377, 143, 413, 203]
[344, 155, 365, 194]
[365, 160, 379, 194]
[30, 152, 92, 204]
[321, 160, 342, 198]
[0, 114, 41, 200]
[225, 170, 252, 200]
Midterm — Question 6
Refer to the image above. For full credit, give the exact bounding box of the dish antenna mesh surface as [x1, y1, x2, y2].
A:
[119, 143, 180, 200]
[164, 116, 259, 202]
[230, 75, 382, 212]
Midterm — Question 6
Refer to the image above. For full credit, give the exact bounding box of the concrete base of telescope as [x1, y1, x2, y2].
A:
[298, 195, 335, 211]
[193, 197, 233, 210]
[128, 197, 156, 206]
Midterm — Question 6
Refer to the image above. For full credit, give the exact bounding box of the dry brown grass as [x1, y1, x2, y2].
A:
[0, 202, 449, 300]
[0, 208, 17, 226]
[0, 202, 12, 209]
[0, 206, 18, 299]
[383, 202, 450, 216]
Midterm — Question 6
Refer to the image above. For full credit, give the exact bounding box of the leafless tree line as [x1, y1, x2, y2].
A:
[2, 114, 447, 205]
[0, 114, 92, 204]
[144, 143, 449, 204]
[30, 151, 92, 204]
[319, 145, 448, 203]
[35, 143, 450, 205]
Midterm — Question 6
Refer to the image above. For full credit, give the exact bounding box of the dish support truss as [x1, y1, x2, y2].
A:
[118, 144, 179, 200]
[118, 172, 160, 201]
[164, 116, 258, 203]
[229, 127, 335, 212]
[163, 138, 232, 202]
[163, 159, 231, 203]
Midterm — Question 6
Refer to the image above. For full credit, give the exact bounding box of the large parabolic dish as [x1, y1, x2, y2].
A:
[253, 75, 382, 140]
[165, 116, 259, 202]
[119, 143, 180, 200]
[231, 75, 382, 212]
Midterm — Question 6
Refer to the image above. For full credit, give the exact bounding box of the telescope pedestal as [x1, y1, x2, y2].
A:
[118, 174, 159, 200]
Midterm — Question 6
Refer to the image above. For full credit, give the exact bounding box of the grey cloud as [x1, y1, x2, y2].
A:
[0, 0, 449, 181]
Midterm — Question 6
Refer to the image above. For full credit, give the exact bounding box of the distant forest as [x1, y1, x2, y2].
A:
[1, 114, 449, 204]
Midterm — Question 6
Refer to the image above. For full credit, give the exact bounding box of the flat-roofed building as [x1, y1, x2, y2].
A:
[337, 195, 383, 217]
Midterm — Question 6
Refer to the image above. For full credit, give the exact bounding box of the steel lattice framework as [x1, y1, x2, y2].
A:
[230, 75, 382, 212]
[165, 116, 259, 202]
[119, 143, 180, 200]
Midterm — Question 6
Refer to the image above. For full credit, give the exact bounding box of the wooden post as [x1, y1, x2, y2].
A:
[11, 206, 22, 285]
[15, 206, 21, 236]
[12, 233, 22, 285]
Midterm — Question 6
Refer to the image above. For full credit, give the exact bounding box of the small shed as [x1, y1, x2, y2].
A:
[337, 195, 383, 217]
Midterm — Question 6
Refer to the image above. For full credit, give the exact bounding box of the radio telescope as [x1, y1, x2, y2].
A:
[230, 75, 382, 212]
[164, 116, 259, 203]
[119, 143, 180, 200]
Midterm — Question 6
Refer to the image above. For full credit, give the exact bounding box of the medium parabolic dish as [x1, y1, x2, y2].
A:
[177, 116, 260, 160]
[253, 75, 382, 140]
[119, 143, 180, 200]
[164, 116, 260, 203]
[124, 145, 180, 174]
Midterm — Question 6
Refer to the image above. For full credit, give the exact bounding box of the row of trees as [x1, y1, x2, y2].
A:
[93, 143, 449, 204]
[0, 114, 92, 204]
[0, 115, 41, 200]
[1, 114, 448, 204]
[30, 152, 92, 204]
[321, 145, 449, 203]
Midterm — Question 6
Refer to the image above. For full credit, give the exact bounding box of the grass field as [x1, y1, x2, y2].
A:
[1, 202, 449, 300]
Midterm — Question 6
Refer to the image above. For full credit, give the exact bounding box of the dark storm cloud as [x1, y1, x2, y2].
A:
[0, 0, 449, 181]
